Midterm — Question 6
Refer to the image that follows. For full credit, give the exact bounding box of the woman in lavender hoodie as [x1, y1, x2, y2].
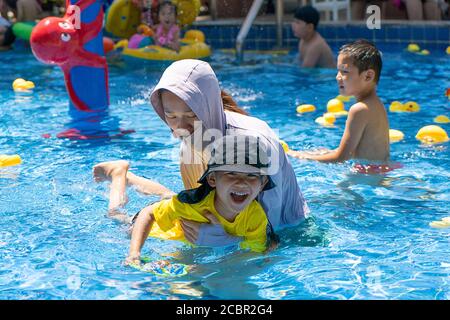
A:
[93, 59, 309, 246]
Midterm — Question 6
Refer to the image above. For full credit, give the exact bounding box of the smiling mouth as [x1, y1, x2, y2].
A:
[230, 191, 249, 204]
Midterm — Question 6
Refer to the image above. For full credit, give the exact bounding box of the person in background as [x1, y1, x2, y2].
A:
[291, 5, 335, 68]
[4, 0, 42, 22]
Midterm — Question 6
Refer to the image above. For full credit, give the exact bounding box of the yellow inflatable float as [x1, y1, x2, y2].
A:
[415, 125, 449, 144]
[0, 155, 22, 167]
[315, 113, 336, 127]
[105, 0, 201, 38]
[433, 115, 450, 124]
[115, 30, 211, 62]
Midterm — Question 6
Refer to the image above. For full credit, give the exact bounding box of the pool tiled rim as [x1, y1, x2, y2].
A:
[193, 20, 450, 51]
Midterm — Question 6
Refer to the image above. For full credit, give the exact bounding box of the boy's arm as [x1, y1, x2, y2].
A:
[289, 103, 369, 162]
[126, 204, 155, 265]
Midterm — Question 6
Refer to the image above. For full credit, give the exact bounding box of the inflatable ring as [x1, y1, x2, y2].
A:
[173, 0, 201, 27]
[105, 0, 141, 39]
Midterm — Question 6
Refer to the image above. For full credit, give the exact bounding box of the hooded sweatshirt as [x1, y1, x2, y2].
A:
[150, 59, 309, 229]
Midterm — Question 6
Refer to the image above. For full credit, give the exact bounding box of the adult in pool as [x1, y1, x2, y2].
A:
[93, 59, 309, 247]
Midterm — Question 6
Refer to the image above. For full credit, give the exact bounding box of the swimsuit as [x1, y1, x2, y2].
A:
[353, 162, 403, 174]
[155, 24, 179, 47]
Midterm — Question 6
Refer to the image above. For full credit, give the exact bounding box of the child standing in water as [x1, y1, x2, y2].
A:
[288, 40, 394, 173]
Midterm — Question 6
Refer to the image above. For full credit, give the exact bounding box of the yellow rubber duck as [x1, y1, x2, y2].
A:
[389, 129, 404, 143]
[407, 43, 420, 52]
[434, 115, 450, 124]
[279, 140, 290, 153]
[389, 101, 420, 113]
[417, 49, 430, 55]
[0, 154, 22, 167]
[446, 46, 450, 55]
[326, 98, 348, 117]
[315, 113, 336, 127]
[296, 104, 316, 114]
[415, 125, 449, 144]
[335, 95, 352, 102]
[12, 78, 35, 92]
[430, 217, 450, 229]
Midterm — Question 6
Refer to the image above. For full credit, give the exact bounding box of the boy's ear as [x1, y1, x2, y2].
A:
[206, 173, 216, 188]
[364, 69, 376, 83]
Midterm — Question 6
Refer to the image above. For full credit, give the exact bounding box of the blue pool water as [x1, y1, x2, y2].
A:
[1, 46, 449, 299]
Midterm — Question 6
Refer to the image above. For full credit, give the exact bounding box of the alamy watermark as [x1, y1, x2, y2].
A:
[366, 5, 381, 30]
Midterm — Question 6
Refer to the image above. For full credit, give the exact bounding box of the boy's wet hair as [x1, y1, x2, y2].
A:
[2, 26, 16, 47]
[294, 5, 320, 29]
[158, 0, 177, 15]
[339, 39, 382, 84]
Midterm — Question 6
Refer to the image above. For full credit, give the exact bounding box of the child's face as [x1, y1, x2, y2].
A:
[336, 54, 371, 96]
[207, 171, 267, 214]
[159, 4, 176, 27]
[161, 90, 198, 138]
[291, 19, 309, 39]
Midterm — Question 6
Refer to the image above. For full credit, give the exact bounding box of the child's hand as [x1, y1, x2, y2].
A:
[180, 210, 220, 243]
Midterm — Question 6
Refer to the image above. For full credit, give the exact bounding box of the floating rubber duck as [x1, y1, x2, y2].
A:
[430, 217, 450, 229]
[389, 129, 404, 143]
[434, 115, 450, 124]
[446, 46, 450, 55]
[0, 154, 22, 167]
[279, 140, 290, 153]
[415, 125, 449, 144]
[315, 113, 336, 127]
[407, 43, 420, 52]
[417, 49, 430, 55]
[326, 98, 348, 117]
[296, 104, 316, 114]
[389, 101, 420, 113]
[335, 95, 352, 102]
[12, 78, 35, 92]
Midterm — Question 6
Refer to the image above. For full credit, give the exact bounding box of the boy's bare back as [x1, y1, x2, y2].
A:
[299, 33, 335, 69]
[349, 96, 390, 161]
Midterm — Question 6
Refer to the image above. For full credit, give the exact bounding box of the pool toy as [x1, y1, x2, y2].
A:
[103, 37, 115, 54]
[447, 46, 450, 55]
[335, 95, 352, 102]
[130, 257, 190, 277]
[105, 0, 141, 39]
[407, 43, 420, 52]
[389, 129, 404, 143]
[30, 0, 109, 112]
[430, 217, 450, 229]
[0, 155, 22, 167]
[114, 30, 210, 63]
[353, 162, 403, 175]
[315, 113, 336, 127]
[279, 140, 290, 153]
[105, 0, 201, 38]
[417, 49, 430, 55]
[434, 115, 450, 124]
[389, 101, 420, 113]
[296, 104, 316, 113]
[11, 22, 35, 41]
[12, 78, 35, 92]
[326, 98, 348, 117]
[173, 0, 201, 27]
[415, 125, 449, 144]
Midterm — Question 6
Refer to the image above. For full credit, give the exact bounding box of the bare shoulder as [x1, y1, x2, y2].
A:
[349, 102, 370, 115]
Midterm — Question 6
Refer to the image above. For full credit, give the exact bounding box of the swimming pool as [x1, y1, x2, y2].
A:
[0, 45, 449, 299]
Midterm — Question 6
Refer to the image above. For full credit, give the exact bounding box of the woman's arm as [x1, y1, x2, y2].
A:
[126, 205, 155, 265]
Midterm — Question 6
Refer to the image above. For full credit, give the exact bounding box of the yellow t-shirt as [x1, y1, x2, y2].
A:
[150, 190, 268, 253]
